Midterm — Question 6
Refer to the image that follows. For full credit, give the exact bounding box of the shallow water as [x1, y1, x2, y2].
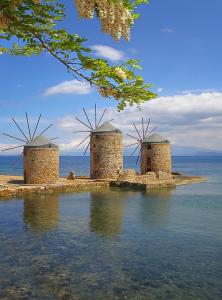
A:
[0, 157, 222, 299]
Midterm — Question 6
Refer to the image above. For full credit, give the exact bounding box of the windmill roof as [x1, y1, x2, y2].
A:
[143, 133, 169, 144]
[24, 135, 58, 148]
[92, 122, 122, 134]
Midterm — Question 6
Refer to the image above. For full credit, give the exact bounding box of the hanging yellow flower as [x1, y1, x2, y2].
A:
[74, 0, 133, 41]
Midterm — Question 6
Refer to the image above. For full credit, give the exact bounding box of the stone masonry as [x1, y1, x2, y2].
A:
[141, 143, 172, 175]
[23, 148, 59, 184]
[90, 132, 123, 179]
[118, 169, 136, 182]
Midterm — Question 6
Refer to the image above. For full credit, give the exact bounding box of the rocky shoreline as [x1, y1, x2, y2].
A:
[0, 176, 109, 198]
[0, 173, 207, 199]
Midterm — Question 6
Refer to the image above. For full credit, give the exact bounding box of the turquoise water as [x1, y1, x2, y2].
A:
[0, 157, 222, 299]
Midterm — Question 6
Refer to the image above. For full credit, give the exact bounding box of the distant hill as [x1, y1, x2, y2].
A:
[172, 146, 222, 156]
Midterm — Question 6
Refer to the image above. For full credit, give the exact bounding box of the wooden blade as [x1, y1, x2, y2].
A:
[12, 118, 29, 142]
[2, 133, 27, 143]
[126, 133, 140, 142]
[11, 152, 23, 167]
[125, 141, 140, 148]
[38, 123, 53, 136]
[75, 117, 92, 131]
[130, 143, 140, 156]
[1, 145, 24, 152]
[142, 117, 145, 139]
[50, 137, 59, 140]
[133, 123, 142, 140]
[25, 112, 32, 141]
[145, 126, 157, 138]
[83, 108, 93, 130]
[73, 130, 91, 133]
[100, 119, 114, 127]
[32, 113, 42, 140]
[144, 118, 150, 137]
[84, 142, 90, 155]
[76, 134, 90, 148]
[136, 149, 142, 165]
[96, 108, 107, 128]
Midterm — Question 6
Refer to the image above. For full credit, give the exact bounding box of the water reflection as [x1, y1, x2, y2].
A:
[23, 194, 60, 231]
[140, 187, 175, 226]
[0, 178, 221, 299]
[90, 189, 126, 236]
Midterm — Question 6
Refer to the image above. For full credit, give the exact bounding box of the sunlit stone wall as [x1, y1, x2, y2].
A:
[140, 143, 172, 175]
[90, 132, 123, 179]
[23, 148, 59, 184]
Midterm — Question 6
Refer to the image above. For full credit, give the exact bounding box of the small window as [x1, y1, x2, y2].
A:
[147, 145, 151, 150]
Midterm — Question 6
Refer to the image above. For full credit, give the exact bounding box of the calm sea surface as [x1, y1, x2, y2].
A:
[0, 156, 222, 299]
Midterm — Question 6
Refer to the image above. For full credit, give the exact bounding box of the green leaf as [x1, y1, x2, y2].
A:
[0, 0, 157, 110]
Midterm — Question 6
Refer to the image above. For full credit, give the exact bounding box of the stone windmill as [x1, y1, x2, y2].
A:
[2, 113, 59, 184]
[74, 104, 123, 179]
[126, 118, 172, 174]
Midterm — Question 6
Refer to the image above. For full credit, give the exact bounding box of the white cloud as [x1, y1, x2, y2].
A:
[59, 117, 77, 129]
[91, 45, 125, 61]
[44, 80, 92, 96]
[59, 139, 89, 152]
[157, 88, 163, 93]
[162, 27, 174, 33]
[3, 92, 220, 155]
[180, 88, 217, 94]
[57, 92, 222, 153]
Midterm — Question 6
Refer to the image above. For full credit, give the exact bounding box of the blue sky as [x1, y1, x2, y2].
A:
[0, 0, 222, 154]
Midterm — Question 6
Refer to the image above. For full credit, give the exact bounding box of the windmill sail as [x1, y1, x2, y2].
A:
[73, 104, 111, 155]
[1, 113, 57, 167]
[125, 117, 157, 165]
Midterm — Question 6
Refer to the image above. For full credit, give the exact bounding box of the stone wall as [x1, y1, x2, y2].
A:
[90, 132, 123, 179]
[23, 148, 59, 184]
[139, 172, 156, 184]
[118, 169, 136, 182]
[140, 143, 172, 174]
[0, 177, 110, 198]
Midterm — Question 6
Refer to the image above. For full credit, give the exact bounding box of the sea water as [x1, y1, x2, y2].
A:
[0, 156, 221, 299]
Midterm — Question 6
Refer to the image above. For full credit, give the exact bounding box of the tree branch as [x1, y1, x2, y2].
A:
[2, 7, 101, 88]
